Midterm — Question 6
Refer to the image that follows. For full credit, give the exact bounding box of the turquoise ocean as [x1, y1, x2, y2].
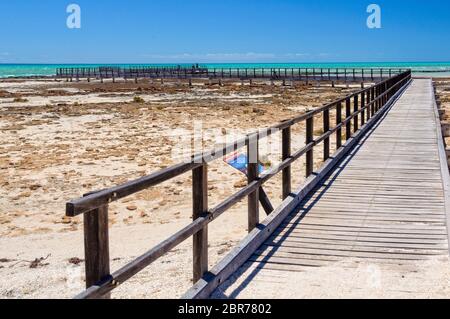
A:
[1, 62, 450, 78]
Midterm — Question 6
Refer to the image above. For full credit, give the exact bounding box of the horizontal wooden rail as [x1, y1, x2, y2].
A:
[67, 70, 412, 299]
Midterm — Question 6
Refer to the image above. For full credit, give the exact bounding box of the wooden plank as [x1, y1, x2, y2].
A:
[258, 244, 435, 260]
[273, 228, 448, 241]
[267, 236, 448, 251]
[289, 212, 445, 223]
[247, 255, 421, 270]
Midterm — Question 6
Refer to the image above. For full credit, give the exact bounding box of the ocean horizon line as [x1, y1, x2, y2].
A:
[2, 61, 450, 78]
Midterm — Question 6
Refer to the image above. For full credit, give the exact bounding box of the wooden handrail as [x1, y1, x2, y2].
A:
[67, 70, 412, 299]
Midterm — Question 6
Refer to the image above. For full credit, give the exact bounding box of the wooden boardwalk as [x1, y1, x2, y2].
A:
[209, 79, 450, 298]
[67, 72, 450, 299]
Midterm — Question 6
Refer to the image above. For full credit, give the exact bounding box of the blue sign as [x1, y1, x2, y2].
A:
[224, 151, 265, 176]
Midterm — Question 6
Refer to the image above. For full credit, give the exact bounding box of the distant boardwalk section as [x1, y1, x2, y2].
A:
[56, 66, 408, 83]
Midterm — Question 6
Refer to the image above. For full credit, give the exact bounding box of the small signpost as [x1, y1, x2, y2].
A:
[224, 151, 274, 215]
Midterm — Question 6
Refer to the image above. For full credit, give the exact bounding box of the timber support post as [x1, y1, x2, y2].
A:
[83, 200, 110, 299]
[192, 164, 209, 283]
[247, 134, 259, 232]
[282, 127, 292, 199]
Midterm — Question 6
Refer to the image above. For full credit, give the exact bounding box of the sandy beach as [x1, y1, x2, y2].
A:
[0, 78, 361, 298]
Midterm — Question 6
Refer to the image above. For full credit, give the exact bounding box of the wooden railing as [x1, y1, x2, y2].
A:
[56, 67, 406, 82]
[66, 70, 412, 299]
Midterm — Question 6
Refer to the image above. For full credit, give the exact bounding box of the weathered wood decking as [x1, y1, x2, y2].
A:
[209, 79, 450, 298]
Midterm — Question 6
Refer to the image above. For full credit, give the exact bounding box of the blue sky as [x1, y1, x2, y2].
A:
[0, 0, 449, 63]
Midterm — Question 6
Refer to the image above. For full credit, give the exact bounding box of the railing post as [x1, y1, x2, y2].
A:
[247, 134, 259, 232]
[345, 98, 352, 140]
[384, 82, 388, 104]
[371, 87, 375, 115]
[367, 89, 372, 120]
[83, 203, 110, 299]
[336, 102, 342, 149]
[354, 95, 359, 132]
[361, 91, 366, 126]
[192, 164, 208, 283]
[374, 86, 378, 112]
[379, 84, 383, 110]
[282, 127, 292, 199]
[323, 108, 330, 160]
[306, 117, 314, 177]
[377, 84, 383, 112]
